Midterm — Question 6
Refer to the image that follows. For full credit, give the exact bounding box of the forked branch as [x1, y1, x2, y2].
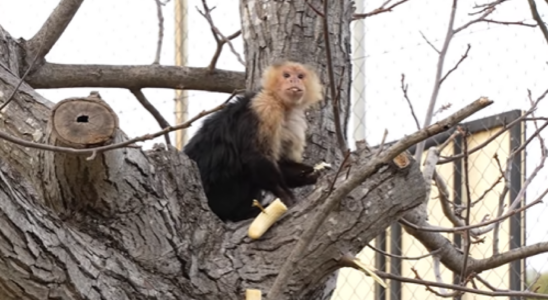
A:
[26, 0, 84, 62]
[197, 0, 244, 68]
[353, 0, 412, 20]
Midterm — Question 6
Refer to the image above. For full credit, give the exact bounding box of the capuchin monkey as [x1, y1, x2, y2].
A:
[184, 61, 324, 222]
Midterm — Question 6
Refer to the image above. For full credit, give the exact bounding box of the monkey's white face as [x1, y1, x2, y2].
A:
[279, 68, 306, 106]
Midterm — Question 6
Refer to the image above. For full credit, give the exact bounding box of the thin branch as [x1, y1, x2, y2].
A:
[400, 74, 421, 130]
[0, 91, 243, 158]
[0, 42, 44, 111]
[27, 62, 245, 93]
[414, 0, 458, 163]
[26, 0, 84, 61]
[367, 244, 442, 260]
[411, 267, 463, 297]
[375, 270, 548, 299]
[400, 185, 548, 233]
[492, 185, 508, 255]
[482, 19, 536, 27]
[432, 256, 457, 296]
[454, 7, 496, 34]
[528, 0, 548, 46]
[433, 103, 452, 117]
[419, 31, 440, 53]
[439, 44, 471, 85]
[267, 97, 493, 299]
[459, 128, 472, 283]
[206, 30, 241, 71]
[472, 0, 508, 15]
[196, 0, 245, 67]
[353, 0, 411, 20]
[376, 129, 389, 156]
[438, 87, 548, 164]
[153, 0, 166, 64]
[129, 89, 172, 146]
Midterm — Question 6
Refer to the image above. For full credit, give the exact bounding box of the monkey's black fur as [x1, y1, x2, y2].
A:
[184, 92, 318, 222]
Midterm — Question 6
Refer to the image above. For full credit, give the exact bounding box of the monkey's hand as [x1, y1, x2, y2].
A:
[313, 161, 332, 172]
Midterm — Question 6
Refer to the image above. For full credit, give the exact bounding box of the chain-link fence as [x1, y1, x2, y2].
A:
[2, 0, 548, 298]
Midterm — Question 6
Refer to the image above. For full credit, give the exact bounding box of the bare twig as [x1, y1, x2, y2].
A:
[353, 0, 411, 20]
[439, 86, 548, 164]
[207, 30, 242, 71]
[527, 0, 548, 46]
[492, 185, 508, 255]
[0, 91, 242, 157]
[411, 267, 463, 297]
[304, 0, 324, 17]
[26, 0, 84, 61]
[196, 0, 245, 67]
[433, 103, 452, 117]
[267, 97, 493, 299]
[129, 89, 172, 146]
[482, 19, 536, 27]
[367, 244, 442, 260]
[153, 0, 166, 64]
[414, 0, 458, 163]
[432, 256, 452, 295]
[439, 44, 471, 85]
[454, 7, 496, 34]
[472, 0, 508, 15]
[375, 270, 548, 299]
[460, 128, 472, 283]
[400, 185, 548, 233]
[0, 42, 44, 111]
[400, 74, 421, 130]
[470, 173, 503, 207]
[419, 31, 440, 53]
[376, 129, 389, 156]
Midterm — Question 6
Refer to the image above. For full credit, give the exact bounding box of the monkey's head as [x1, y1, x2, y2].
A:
[262, 61, 323, 109]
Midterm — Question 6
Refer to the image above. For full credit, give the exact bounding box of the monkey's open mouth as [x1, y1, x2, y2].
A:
[288, 87, 302, 92]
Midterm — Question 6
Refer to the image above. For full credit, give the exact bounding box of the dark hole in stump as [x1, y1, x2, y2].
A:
[76, 115, 89, 123]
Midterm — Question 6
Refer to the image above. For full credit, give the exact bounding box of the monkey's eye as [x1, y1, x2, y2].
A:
[298, 74, 305, 79]
[283, 72, 290, 78]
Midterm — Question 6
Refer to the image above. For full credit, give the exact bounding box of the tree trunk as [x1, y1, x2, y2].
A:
[0, 2, 428, 299]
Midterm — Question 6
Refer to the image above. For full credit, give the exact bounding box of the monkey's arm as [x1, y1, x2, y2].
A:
[278, 159, 319, 188]
[245, 155, 296, 205]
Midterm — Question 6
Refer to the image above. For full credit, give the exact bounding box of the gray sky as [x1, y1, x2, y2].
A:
[1, 0, 547, 274]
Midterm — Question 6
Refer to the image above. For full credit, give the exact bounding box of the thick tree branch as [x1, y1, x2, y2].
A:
[26, 0, 84, 62]
[0, 94, 232, 157]
[26, 62, 245, 93]
[474, 242, 548, 272]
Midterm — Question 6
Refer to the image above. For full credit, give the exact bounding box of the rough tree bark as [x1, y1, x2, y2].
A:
[0, 1, 488, 299]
